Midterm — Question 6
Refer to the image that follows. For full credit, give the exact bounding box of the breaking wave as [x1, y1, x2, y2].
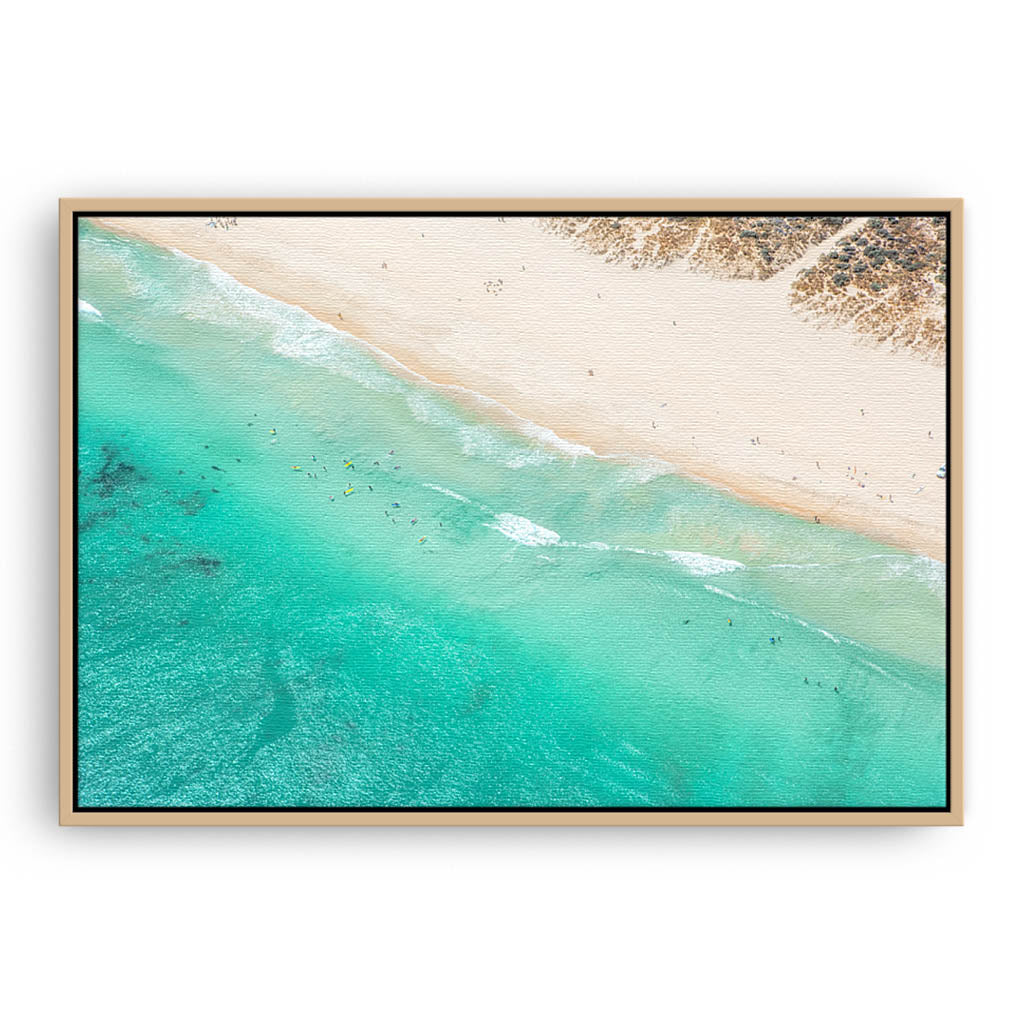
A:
[665, 550, 745, 576]
[487, 513, 562, 547]
[486, 513, 745, 577]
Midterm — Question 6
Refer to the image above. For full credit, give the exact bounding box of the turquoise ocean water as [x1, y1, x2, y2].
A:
[76, 221, 947, 808]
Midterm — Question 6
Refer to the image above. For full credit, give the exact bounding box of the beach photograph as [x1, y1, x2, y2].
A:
[70, 208, 951, 811]
[14, 3, 1024, 1017]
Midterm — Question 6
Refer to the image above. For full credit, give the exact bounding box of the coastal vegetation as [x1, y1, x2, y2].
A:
[544, 215, 947, 362]
[542, 215, 852, 278]
[790, 216, 947, 362]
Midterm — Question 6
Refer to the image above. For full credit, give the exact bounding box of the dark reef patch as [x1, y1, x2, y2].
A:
[88, 444, 147, 498]
[78, 506, 117, 534]
[177, 490, 207, 516]
[178, 555, 223, 576]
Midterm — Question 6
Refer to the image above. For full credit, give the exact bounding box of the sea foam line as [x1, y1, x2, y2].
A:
[423, 483, 471, 503]
[143, 241, 694, 482]
[759, 552, 945, 597]
[485, 511, 745, 577]
[665, 550, 745, 576]
[165, 244, 601, 465]
[702, 583, 912, 687]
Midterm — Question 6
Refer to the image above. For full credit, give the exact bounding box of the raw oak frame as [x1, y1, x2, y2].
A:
[59, 198, 964, 826]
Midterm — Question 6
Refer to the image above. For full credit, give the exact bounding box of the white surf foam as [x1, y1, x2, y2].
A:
[616, 456, 678, 485]
[703, 584, 748, 603]
[137, 243, 698, 478]
[885, 554, 946, 597]
[665, 550, 745, 576]
[486, 513, 562, 547]
[760, 554, 945, 598]
[486, 514, 745, 579]
[78, 299, 102, 318]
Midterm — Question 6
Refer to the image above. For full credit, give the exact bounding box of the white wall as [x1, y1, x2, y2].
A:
[3, 2, 1018, 1020]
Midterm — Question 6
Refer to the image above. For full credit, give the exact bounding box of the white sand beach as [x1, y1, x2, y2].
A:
[95, 215, 947, 559]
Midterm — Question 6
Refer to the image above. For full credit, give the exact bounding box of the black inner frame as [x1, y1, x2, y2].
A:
[72, 209, 953, 814]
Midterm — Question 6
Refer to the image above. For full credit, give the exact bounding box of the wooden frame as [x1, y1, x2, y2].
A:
[60, 198, 963, 825]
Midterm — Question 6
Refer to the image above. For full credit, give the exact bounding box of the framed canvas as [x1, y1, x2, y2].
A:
[59, 199, 963, 825]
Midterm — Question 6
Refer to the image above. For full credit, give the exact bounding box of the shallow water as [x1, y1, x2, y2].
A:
[75, 220, 947, 807]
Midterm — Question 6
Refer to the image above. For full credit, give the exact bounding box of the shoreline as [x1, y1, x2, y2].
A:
[310, 316, 945, 562]
[92, 216, 947, 561]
